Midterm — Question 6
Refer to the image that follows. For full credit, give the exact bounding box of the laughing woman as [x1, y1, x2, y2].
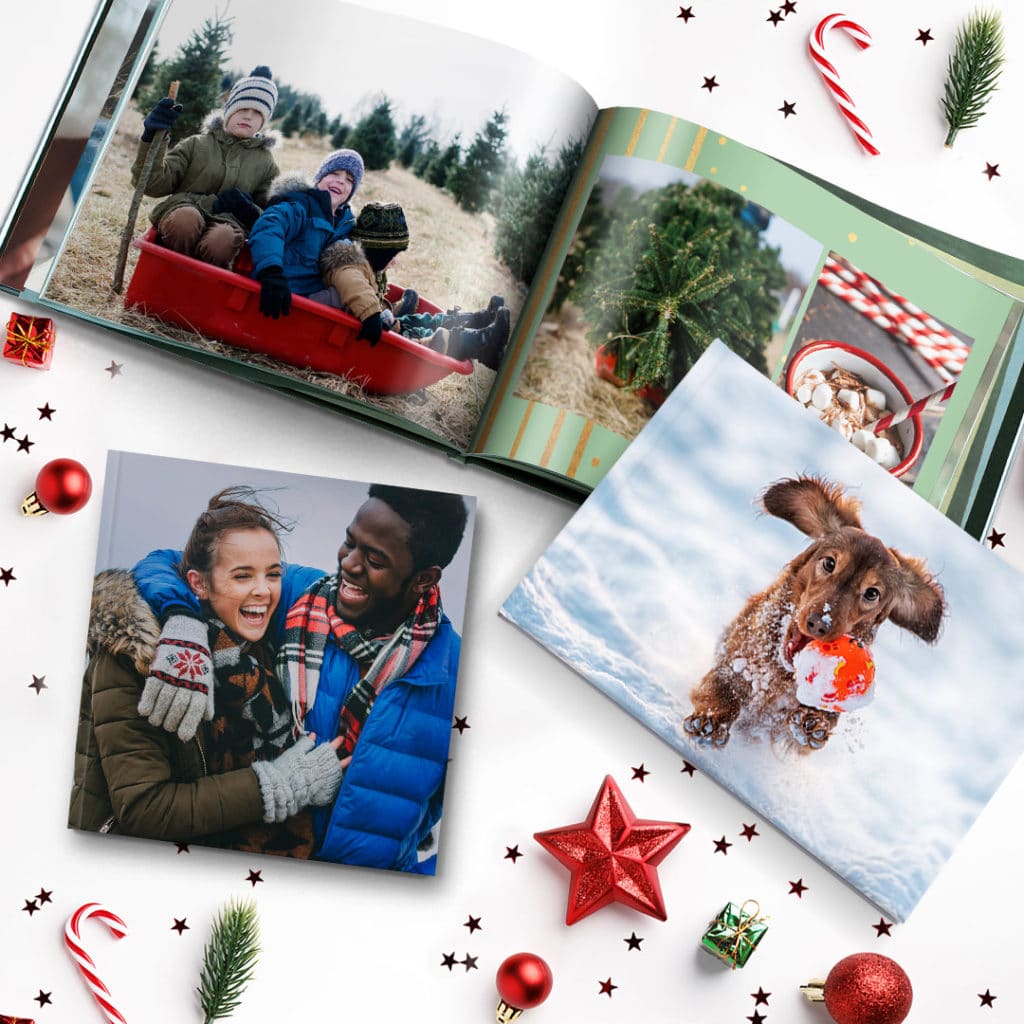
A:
[69, 488, 343, 856]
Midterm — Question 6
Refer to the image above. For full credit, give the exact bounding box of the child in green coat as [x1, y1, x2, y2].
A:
[132, 66, 280, 268]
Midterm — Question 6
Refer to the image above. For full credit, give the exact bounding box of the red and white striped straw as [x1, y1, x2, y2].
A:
[64, 903, 129, 1024]
[872, 382, 957, 433]
[809, 13, 879, 156]
[819, 257, 966, 381]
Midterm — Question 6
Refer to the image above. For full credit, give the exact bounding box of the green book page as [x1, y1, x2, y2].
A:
[473, 106, 1023, 519]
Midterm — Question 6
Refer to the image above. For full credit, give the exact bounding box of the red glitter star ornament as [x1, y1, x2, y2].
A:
[534, 775, 690, 924]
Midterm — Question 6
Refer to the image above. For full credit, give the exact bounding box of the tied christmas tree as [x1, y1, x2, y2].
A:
[568, 180, 786, 395]
[942, 8, 1005, 148]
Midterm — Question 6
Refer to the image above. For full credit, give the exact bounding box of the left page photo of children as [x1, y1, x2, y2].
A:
[16, 0, 596, 454]
[71, 450, 476, 875]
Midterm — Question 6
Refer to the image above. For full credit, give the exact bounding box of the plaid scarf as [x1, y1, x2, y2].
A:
[205, 619, 294, 770]
[276, 575, 441, 754]
[205, 618, 314, 858]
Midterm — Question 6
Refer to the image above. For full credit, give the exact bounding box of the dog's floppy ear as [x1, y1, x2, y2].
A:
[887, 550, 945, 642]
[762, 476, 863, 537]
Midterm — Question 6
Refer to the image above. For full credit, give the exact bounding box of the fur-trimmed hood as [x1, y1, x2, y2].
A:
[267, 173, 316, 200]
[263, 175, 337, 220]
[318, 237, 365, 277]
[203, 112, 278, 150]
[88, 569, 161, 675]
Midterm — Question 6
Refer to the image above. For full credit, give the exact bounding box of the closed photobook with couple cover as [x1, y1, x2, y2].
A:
[69, 451, 476, 875]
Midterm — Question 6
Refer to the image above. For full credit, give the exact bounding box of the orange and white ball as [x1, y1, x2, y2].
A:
[794, 635, 876, 712]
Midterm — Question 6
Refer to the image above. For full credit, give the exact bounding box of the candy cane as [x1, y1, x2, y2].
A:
[64, 903, 129, 1024]
[809, 13, 879, 156]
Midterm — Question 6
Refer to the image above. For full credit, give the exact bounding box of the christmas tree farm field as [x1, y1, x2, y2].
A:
[46, 109, 525, 449]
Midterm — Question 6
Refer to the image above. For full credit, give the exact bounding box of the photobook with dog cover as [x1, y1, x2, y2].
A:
[4, 1, 1024, 532]
[500, 340, 1024, 921]
[70, 449, 476, 874]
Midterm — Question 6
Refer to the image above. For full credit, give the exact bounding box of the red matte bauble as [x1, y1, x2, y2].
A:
[824, 953, 913, 1024]
[495, 953, 553, 1009]
[35, 458, 93, 514]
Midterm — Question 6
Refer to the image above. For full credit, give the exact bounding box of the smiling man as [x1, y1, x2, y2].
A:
[133, 483, 470, 873]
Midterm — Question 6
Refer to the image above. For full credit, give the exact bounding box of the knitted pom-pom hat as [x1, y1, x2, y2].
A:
[352, 202, 409, 251]
[313, 149, 365, 199]
[223, 66, 278, 128]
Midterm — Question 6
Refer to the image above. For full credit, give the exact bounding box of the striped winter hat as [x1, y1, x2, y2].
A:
[352, 202, 409, 250]
[223, 66, 278, 127]
[313, 149, 365, 198]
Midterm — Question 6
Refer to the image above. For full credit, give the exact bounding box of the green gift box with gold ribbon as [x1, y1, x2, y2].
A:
[701, 900, 768, 969]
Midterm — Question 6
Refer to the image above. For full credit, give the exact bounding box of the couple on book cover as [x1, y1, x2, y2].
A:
[70, 475, 470, 874]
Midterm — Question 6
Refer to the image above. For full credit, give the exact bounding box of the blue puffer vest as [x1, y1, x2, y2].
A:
[303, 618, 459, 872]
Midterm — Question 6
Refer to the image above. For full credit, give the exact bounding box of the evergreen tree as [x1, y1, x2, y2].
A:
[426, 136, 460, 189]
[132, 44, 159, 99]
[346, 99, 398, 170]
[397, 114, 429, 168]
[494, 137, 584, 284]
[412, 139, 440, 179]
[312, 111, 329, 137]
[446, 109, 509, 212]
[280, 105, 303, 138]
[572, 180, 786, 392]
[330, 120, 351, 148]
[140, 16, 233, 144]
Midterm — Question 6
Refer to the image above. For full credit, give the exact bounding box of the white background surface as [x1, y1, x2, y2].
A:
[2, 2, 1023, 1022]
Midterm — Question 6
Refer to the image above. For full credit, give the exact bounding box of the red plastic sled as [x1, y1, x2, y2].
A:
[124, 228, 473, 394]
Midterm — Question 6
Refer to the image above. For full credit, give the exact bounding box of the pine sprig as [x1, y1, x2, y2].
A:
[197, 898, 261, 1023]
[942, 8, 1006, 147]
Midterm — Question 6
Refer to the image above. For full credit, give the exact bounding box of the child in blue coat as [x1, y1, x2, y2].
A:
[247, 149, 364, 319]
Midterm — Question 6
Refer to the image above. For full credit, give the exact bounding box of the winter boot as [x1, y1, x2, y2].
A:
[477, 306, 510, 370]
[392, 288, 419, 317]
[443, 294, 505, 330]
[448, 307, 510, 369]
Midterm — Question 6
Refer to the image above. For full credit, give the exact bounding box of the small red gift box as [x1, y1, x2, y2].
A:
[4, 312, 55, 370]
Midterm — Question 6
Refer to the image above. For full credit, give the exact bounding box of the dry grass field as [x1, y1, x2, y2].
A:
[513, 302, 657, 442]
[45, 109, 525, 449]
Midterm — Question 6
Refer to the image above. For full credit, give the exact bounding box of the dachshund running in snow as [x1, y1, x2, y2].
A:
[683, 476, 945, 752]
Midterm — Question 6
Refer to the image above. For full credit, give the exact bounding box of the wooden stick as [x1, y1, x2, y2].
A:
[111, 80, 180, 294]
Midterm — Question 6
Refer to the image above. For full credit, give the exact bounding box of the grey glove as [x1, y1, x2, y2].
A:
[251, 736, 344, 823]
[137, 614, 215, 741]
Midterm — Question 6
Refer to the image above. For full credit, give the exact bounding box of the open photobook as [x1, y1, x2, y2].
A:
[4, 1, 1024, 530]
[501, 341, 1024, 921]
[69, 450, 475, 874]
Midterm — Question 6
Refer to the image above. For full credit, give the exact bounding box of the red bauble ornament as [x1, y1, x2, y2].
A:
[495, 953, 553, 1022]
[801, 952, 912, 1024]
[21, 458, 93, 516]
[534, 775, 690, 925]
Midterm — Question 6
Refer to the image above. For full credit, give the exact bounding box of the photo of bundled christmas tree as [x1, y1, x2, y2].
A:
[514, 155, 821, 441]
